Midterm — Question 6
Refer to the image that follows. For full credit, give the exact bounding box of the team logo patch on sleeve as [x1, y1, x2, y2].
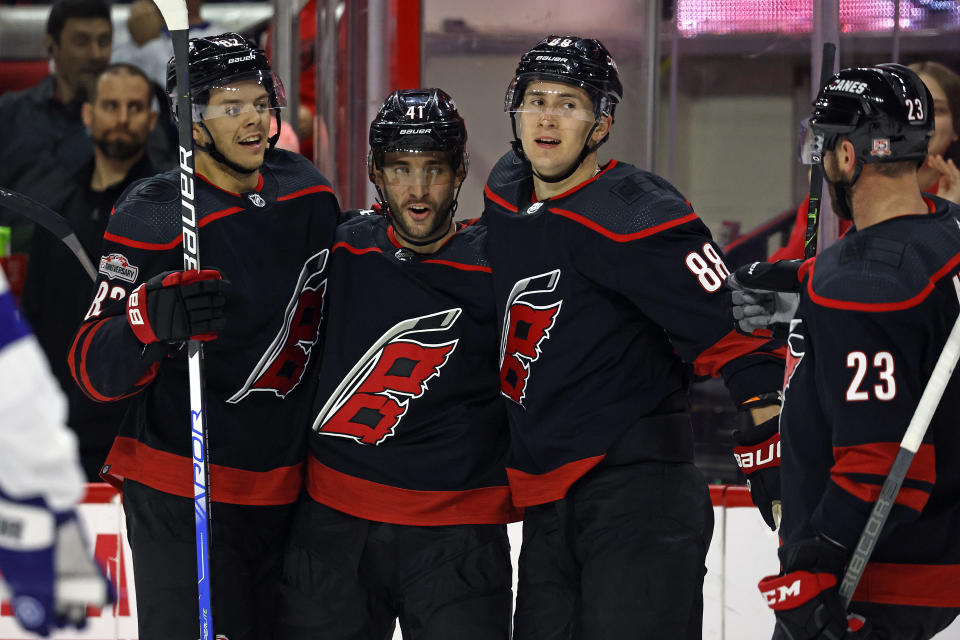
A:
[499, 269, 562, 405]
[312, 309, 461, 445]
[98, 253, 139, 283]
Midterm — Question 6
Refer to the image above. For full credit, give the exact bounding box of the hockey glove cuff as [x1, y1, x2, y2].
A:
[733, 415, 781, 530]
[127, 269, 228, 345]
[759, 536, 867, 640]
[0, 498, 114, 637]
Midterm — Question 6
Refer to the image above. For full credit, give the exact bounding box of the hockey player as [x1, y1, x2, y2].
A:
[277, 89, 520, 639]
[68, 34, 339, 639]
[482, 35, 785, 639]
[0, 269, 113, 636]
[754, 64, 960, 640]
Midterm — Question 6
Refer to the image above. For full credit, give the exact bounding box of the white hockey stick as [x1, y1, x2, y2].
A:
[151, 2, 215, 638]
[839, 305, 960, 607]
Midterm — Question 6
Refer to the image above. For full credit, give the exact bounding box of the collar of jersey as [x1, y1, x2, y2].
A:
[531, 159, 618, 204]
[196, 171, 265, 198]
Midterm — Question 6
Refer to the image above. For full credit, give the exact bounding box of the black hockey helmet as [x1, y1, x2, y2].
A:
[166, 32, 285, 165]
[504, 35, 622, 183]
[505, 35, 622, 120]
[368, 88, 468, 178]
[367, 89, 468, 240]
[807, 63, 932, 165]
[804, 63, 933, 219]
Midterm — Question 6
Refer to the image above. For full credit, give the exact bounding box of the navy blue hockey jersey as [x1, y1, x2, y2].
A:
[780, 195, 960, 608]
[69, 150, 339, 505]
[483, 151, 785, 506]
[306, 214, 521, 525]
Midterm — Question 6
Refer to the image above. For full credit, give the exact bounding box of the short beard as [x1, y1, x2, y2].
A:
[94, 137, 143, 160]
[388, 195, 455, 246]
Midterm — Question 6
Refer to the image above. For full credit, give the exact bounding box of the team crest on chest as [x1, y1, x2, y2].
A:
[247, 192, 266, 208]
[499, 269, 563, 405]
[313, 308, 461, 445]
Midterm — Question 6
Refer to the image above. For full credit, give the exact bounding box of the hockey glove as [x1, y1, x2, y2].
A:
[733, 415, 781, 530]
[726, 261, 802, 335]
[0, 496, 114, 637]
[759, 536, 868, 640]
[127, 269, 228, 344]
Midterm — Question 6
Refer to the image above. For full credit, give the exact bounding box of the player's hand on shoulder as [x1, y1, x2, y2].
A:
[0, 495, 115, 637]
[759, 536, 870, 639]
[726, 260, 802, 335]
[126, 269, 229, 345]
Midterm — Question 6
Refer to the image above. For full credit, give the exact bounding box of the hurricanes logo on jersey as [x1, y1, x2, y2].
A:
[313, 308, 461, 445]
[499, 269, 562, 405]
[227, 250, 329, 403]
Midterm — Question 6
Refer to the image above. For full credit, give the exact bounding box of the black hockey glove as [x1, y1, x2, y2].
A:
[732, 415, 781, 530]
[126, 269, 228, 344]
[725, 261, 802, 336]
[759, 536, 870, 640]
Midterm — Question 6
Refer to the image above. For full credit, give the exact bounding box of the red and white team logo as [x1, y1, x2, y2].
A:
[499, 269, 562, 405]
[312, 308, 461, 445]
[227, 250, 328, 403]
[783, 318, 806, 395]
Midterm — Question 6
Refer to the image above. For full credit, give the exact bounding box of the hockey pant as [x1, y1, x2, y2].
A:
[771, 601, 960, 640]
[276, 496, 513, 640]
[122, 479, 297, 640]
[513, 460, 714, 640]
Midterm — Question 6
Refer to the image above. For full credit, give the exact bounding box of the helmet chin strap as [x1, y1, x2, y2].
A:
[509, 114, 606, 185]
[196, 111, 282, 178]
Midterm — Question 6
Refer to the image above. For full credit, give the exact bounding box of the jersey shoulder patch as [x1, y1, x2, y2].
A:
[107, 171, 183, 247]
[334, 212, 382, 247]
[810, 208, 960, 308]
[553, 163, 697, 238]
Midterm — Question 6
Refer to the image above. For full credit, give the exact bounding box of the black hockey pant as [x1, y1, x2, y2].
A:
[123, 479, 297, 640]
[771, 602, 960, 639]
[276, 497, 513, 640]
[513, 460, 714, 640]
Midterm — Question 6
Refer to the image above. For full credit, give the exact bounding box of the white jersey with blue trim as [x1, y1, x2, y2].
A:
[0, 270, 85, 512]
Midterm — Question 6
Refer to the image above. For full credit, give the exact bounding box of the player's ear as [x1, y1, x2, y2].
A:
[44, 34, 56, 58]
[838, 139, 857, 174]
[591, 114, 612, 144]
[192, 121, 207, 145]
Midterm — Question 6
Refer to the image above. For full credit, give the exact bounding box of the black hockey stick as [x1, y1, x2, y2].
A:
[839, 308, 960, 607]
[804, 42, 836, 260]
[152, 2, 215, 638]
[0, 188, 97, 282]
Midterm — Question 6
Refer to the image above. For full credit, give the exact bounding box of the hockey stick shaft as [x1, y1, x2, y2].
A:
[804, 42, 836, 260]
[153, 2, 215, 638]
[0, 188, 97, 281]
[839, 310, 960, 607]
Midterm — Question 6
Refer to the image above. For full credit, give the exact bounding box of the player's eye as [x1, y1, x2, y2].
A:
[254, 101, 269, 113]
[224, 104, 242, 117]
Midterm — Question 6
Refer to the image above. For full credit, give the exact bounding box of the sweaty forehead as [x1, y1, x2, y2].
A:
[207, 80, 269, 104]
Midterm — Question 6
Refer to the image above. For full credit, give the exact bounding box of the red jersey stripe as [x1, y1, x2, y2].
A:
[100, 436, 303, 505]
[332, 242, 382, 256]
[693, 329, 782, 378]
[506, 455, 606, 507]
[421, 259, 492, 273]
[549, 209, 699, 243]
[74, 319, 141, 402]
[484, 182, 519, 213]
[833, 443, 936, 484]
[832, 474, 932, 512]
[534, 160, 619, 201]
[853, 562, 960, 607]
[278, 184, 335, 201]
[807, 249, 960, 312]
[306, 457, 522, 525]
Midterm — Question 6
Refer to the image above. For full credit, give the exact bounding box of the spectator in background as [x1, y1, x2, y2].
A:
[0, 0, 111, 201]
[112, 0, 223, 89]
[769, 59, 960, 262]
[20, 62, 158, 481]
